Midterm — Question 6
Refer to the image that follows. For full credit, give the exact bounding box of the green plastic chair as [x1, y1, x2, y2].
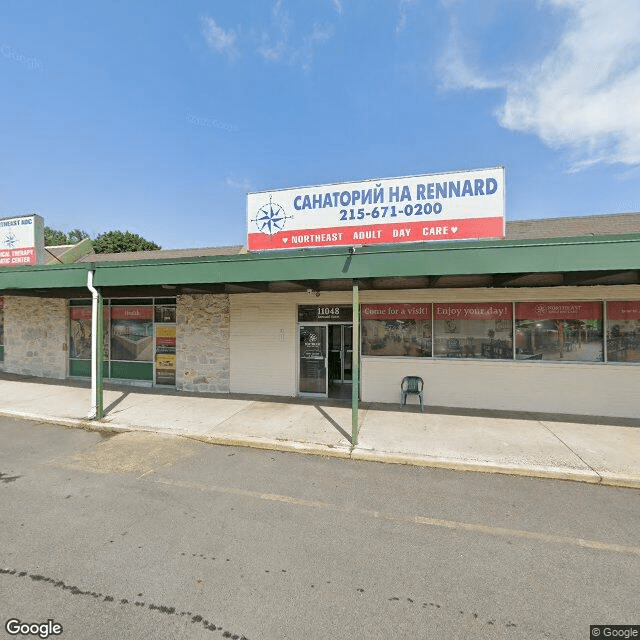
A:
[400, 376, 424, 411]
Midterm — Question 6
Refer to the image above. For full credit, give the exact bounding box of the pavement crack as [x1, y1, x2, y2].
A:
[207, 401, 257, 432]
[539, 421, 603, 483]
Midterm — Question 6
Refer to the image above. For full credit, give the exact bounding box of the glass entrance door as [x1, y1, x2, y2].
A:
[328, 324, 353, 384]
[343, 324, 353, 382]
[299, 325, 327, 395]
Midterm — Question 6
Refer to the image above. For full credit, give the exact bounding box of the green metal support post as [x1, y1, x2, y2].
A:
[352, 278, 359, 446]
[96, 290, 104, 419]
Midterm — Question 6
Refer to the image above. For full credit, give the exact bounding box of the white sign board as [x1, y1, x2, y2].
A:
[0, 215, 45, 266]
[247, 167, 505, 251]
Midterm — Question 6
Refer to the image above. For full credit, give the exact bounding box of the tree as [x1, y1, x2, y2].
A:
[67, 228, 90, 244]
[92, 230, 161, 254]
[44, 227, 69, 246]
[44, 227, 91, 246]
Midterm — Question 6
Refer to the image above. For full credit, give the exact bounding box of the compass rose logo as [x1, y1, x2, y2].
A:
[252, 195, 292, 236]
[3, 232, 16, 248]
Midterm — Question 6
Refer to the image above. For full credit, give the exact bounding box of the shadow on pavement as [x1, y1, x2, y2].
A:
[2, 371, 638, 429]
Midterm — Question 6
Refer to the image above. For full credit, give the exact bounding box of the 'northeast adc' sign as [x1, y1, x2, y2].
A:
[0, 214, 45, 266]
[247, 167, 505, 251]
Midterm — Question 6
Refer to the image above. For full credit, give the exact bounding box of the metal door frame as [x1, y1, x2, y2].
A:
[329, 323, 353, 384]
[298, 323, 328, 397]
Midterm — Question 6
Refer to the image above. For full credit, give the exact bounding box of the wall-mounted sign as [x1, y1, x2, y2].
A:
[247, 167, 505, 251]
[606, 301, 640, 320]
[515, 302, 602, 321]
[298, 305, 353, 322]
[0, 214, 45, 266]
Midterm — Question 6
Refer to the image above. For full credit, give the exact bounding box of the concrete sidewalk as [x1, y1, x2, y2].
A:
[1, 373, 639, 488]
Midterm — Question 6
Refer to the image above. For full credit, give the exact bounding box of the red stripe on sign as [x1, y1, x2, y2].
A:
[606, 301, 640, 321]
[515, 301, 602, 320]
[156, 336, 177, 346]
[0, 248, 36, 266]
[110, 306, 153, 320]
[362, 303, 432, 320]
[247, 217, 504, 250]
[70, 307, 111, 321]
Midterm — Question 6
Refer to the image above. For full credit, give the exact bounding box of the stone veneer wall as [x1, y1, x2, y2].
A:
[176, 294, 230, 393]
[1, 296, 68, 379]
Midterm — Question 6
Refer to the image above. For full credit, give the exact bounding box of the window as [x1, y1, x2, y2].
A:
[68, 297, 176, 382]
[515, 302, 603, 362]
[110, 305, 154, 362]
[361, 304, 432, 357]
[606, 302, 640, 362]
[434, 303, 513, 359]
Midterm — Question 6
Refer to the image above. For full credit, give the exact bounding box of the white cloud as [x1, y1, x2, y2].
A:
[331, 0, 344, 16]
[201, 17, 239, 60]
[257, 0, 334, 71]
[440, 0, 640, 168]
[225, 176, 253, 192]
[396, 0, 418, 34]
[257, 0, 291, 62]
[439, 27, 502, 90]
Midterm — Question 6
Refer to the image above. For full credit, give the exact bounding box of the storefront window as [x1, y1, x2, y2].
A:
[69, 298, 176, 382]
[361, 304, 432, 357]
[515, 302, 603, 362]
[69, 306, 94, 360]
[110, 305, 154, 362]
[69, 306, 110, 359]
[433, 303, 513, 359]
[154, 299, 177, 323]
[606, 302, 640, 362]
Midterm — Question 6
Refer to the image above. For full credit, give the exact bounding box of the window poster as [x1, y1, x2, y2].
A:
[606, 301, 640, 362]
[361, 304, 432, 357]
[110, 306, 153, 362]
[433, 303, 513, 359]
[155, 325, 176, 385]
[69, 306, 110, 360]
[515, 302, 603, 362]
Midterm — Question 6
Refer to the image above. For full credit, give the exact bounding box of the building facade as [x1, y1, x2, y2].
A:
[1, 213, 640, 419]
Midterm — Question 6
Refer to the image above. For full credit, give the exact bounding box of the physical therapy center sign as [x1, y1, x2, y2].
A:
[247, 167, 505, 251]
[0, 214, 45, 266]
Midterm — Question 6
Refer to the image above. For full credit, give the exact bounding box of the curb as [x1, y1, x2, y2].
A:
[350, 448, 602, 483]
[350, 449, 640, 489]
[0, 409, 130, 433]
[2, 410, 639, 489]
[183, 432, 352, 459]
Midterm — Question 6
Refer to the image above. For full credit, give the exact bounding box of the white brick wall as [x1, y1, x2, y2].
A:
[230, 285, 640, 418]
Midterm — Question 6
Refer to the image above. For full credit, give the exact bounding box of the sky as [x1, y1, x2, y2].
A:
[1, 0, 640, 250]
